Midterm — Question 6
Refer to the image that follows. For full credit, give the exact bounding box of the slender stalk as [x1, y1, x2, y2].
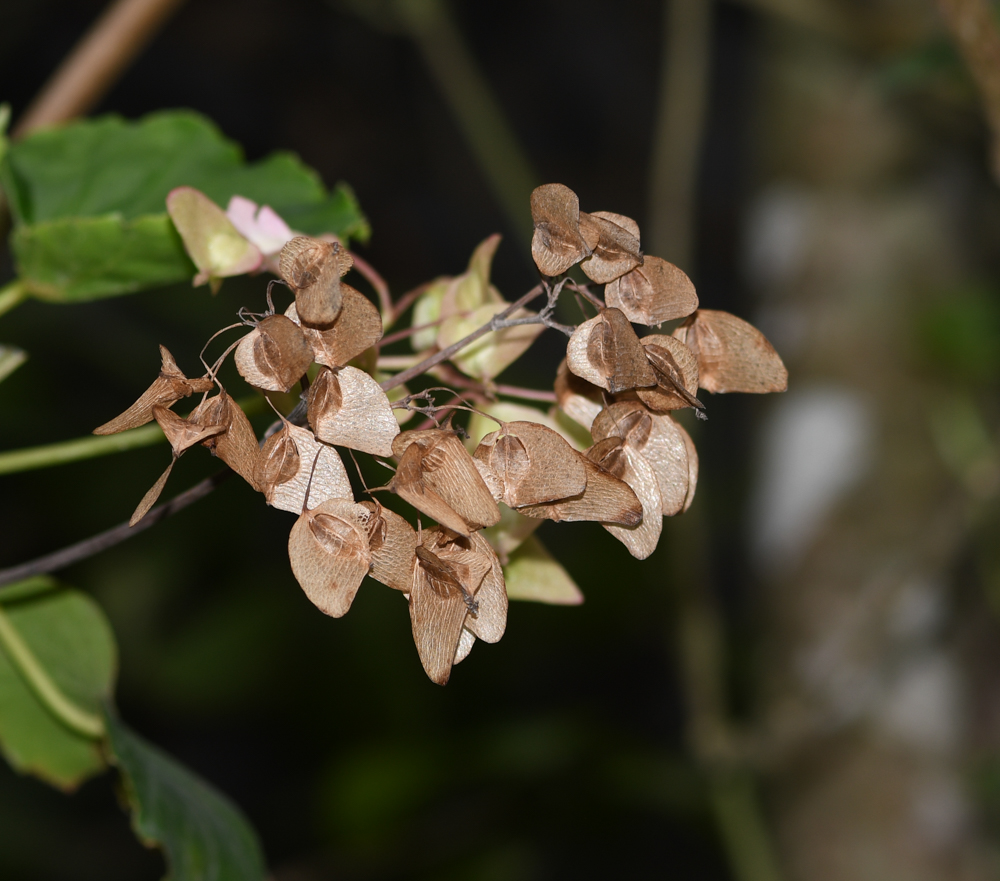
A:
[0, 470, 230, 589]
[0, 281, 28, 319]
[393, 0, 539, 251]
[0, 605, 105, 738]
[349, 250, 393, 320]
[380, 284, 544, 393]
[0, 422, 164, 476]
[12, 0, 190, 137]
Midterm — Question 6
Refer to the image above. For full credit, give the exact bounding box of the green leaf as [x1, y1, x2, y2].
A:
[503, 535, 584, 605]
[11, 213, 194, 301]
[106, 714, 267, 881]
[0, 581, 116, 790]
[1, 111, 369, 301]
[0, 344, 27, 384]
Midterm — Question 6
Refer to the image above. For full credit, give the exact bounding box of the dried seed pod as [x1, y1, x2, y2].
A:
[589, 442, 663, 560]
[605, 256, 698, 326]
[554, 358, 604, 432]
[358, 501, 417, 592]
[278, 236, 353, 328]
[409, 528, 497, 685]
[474, 421, 586, 508]
[234, 315, 313, 392]
[391, 430, 501, 533]
[679, 420, 698, 513]
[461, 532, 507, 644]
[129, 403, 229, 527]
[518, 451, 643, 526]
[190, 392, 262, 491]
[673, 309, 788, 394]
[578, 211, 643, 284]
[636, 334, 704, 413]
[529, 184, 599, 277]
[288, 285, 382, 368]
[257, 421, 353, 514]
[288, 498, 371, 617]
[454, 628, 476, 665]
[94, 345, 213, 435]
[566, 308, 657, 394]
[593, 401, 692, 516]
[307, 366, 400, 457]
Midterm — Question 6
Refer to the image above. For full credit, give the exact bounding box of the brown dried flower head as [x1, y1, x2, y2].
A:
[278, 236, 353, 328]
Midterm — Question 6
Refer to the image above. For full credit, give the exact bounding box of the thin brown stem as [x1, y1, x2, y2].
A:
[380, 284, 544, 393]
[380, 316, 448, 347]
[13, 0, 189, 138]
[349, 250, 393, 318]
[0, 470, 230, 589]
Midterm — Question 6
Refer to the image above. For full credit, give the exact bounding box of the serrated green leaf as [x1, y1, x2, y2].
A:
[12, 213, 194, 301]
[0, 344, 27, 383]
[0, 581, 116, 790]
[106, 715, 267, 881]
[0, 111, 369, 302]
[503, 535, 584, 605]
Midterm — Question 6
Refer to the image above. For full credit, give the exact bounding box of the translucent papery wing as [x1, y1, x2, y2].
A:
[359, 502, 418, 592]
[475, 421, 586, 508]
[567, 309, 656, 394]
[409, 562, 470, 685]
[461, 533, 507, 644]
[679, 421, 698, 513]
[94, 345, 213, 434]
[600, 445, 663, 560]
[673, 309, 788, 394]
[234, 315, 313, 392]
[518, 453, 642, 526]
[390, 442, 472, 536]
[578, 211, 643, 284]
[554, 358, 604, 432]
[605, 256, 698, 326]
[393, 432, 501, 531]
[263, 423, 353, 514]
[307, 366, 399, 456]
[288, 499, 371, 618]
[152, 404, 225, 457]
[593, 402, 691, 517]
[530, 183, 596, 277]
[279, 236, 349, 328]
[129, 459, 175, 527]
[191, 392, 262, 491]
[636, 334, 702, 412]
[453, 628, 476, 665]
[285, 287, 383, 368]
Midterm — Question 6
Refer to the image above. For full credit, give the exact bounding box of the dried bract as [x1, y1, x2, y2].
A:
[578, 211, 643, 284]
[518, 451, 642, 526]
[593, 401, 693, 516]
[358, 502, 418, 592]
[566, 308, 656, 394]
[257, 421, 353, 514]
[636, 334, 704, 413]
[190, 392, 262, 491]
[234, 315, 314, 392]
[529, 184, 599, 277]
[391, 430, 501, 534]
[553, 359, 604, 432]
[589, 441, 663, 559]
[474, 421, 586, 508]
[278, 236, 352, 327]
[94, 346, 213, 435]
[307, 366, 399, 456]
[288, 499, 371, 617]
[286, 287, 382, 369]
[605, 256, 698, 326]
[673, 309, 788, 394]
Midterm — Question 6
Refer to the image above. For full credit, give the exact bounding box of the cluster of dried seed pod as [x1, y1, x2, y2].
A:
[96, 184, 787, 685]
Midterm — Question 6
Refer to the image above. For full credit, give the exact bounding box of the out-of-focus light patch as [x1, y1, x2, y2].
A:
[744, 185, 813, 293]
[751, 386, 873, 574]
[877, 652, 962, 755]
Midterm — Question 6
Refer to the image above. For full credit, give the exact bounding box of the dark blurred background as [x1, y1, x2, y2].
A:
[3, 0, 1000, 879]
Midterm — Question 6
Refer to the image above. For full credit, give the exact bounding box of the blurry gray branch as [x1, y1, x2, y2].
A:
[937, 0, 1000, 182]
[13, 0, 189, 138]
